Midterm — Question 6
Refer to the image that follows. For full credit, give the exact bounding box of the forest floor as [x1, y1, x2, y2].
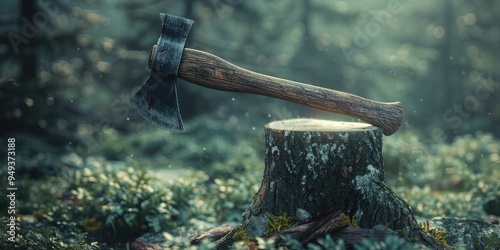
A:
[1, 116, 500, 249]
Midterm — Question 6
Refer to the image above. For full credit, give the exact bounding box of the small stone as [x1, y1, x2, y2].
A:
[245, 215, 268, 238]
[296, 208, 312, 223]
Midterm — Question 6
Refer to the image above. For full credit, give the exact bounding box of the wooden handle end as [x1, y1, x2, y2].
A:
[374, 101, 403, 136]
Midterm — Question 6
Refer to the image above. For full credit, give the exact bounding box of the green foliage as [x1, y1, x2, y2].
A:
[232, 224, 254, 243]
[265, 212, 297, 237]
[10, 153, 262, 246]
[384, 131, 437, 185]
[385, 131, 500, 218]
[308, 235, 346, 250]
[98, 115, 264, 175]
[28, 161, 203, 244]
[255, 237, 278, 250]
[273, 234, 420, 250]
[280, 234, 305, 250]
[395, 185, 483, 218]
[353, 235, 424, 250]
[385, 131, 500, 188]
[341, 213, 360, 228]
[208, 178, 259, 222]
[99, 117, 264, 225]
[0, 217, 97, 250]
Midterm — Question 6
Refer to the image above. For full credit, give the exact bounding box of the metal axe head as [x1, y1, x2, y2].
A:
[131, 13, 403, 135]
[130, 13, 193, 132]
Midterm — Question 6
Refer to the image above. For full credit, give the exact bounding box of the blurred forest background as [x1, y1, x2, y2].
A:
[0, 0, 499, 249]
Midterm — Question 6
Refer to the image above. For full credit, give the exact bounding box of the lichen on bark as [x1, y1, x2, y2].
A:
[215, 119, 438, 248]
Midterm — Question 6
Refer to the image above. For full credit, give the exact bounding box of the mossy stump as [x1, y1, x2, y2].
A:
[212, 119, 438, 248]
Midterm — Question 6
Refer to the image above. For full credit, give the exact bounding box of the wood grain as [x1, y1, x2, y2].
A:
[178, 48, 403, 135]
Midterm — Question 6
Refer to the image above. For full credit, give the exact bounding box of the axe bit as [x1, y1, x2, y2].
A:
[131, 13, 403, 136]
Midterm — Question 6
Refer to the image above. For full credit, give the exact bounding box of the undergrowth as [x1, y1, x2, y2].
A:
[0, 128, 498, 249]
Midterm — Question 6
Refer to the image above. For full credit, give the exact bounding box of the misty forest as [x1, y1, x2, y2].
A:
[0, 0, 499, 249]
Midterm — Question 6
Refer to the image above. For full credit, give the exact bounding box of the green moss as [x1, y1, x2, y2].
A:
[232, 224, 254, 243]
[419, 220, 453, 249]
[265, 212, 297, 237]
[396, 227, 412, 241]
[341, 213, 360, 228]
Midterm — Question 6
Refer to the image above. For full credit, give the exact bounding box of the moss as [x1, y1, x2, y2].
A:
[265, 212, 297, 237]
[396, 227, 413, 241]
[341, 213, 360, 228]
[232, 224, 254, 243]
[419, 220, 453, 249]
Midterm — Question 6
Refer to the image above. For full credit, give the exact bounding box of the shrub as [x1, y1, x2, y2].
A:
[33, 161, 202, 244]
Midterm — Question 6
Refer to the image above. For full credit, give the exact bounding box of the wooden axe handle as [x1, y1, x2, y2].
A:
[178, 48, 403, 135]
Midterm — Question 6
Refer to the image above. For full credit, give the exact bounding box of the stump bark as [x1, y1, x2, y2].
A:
[214, 119, 438, 248]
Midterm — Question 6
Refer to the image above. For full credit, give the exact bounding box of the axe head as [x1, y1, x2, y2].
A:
[130, 13, 193, 132]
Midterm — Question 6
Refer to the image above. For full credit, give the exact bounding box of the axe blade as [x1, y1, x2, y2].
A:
[130, 13, 193, 132]
[130, 74, 184, 132]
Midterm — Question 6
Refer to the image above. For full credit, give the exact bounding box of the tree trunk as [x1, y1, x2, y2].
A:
[214, 119, 438, 249]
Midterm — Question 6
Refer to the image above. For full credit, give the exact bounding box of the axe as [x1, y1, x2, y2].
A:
[131, 13, 403, 136]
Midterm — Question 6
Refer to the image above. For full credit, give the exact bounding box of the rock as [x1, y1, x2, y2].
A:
[430, 217, 500, 249]
[296, 208, 312, 223]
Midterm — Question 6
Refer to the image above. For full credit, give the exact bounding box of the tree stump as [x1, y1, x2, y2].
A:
[213, 119, 438, 248]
